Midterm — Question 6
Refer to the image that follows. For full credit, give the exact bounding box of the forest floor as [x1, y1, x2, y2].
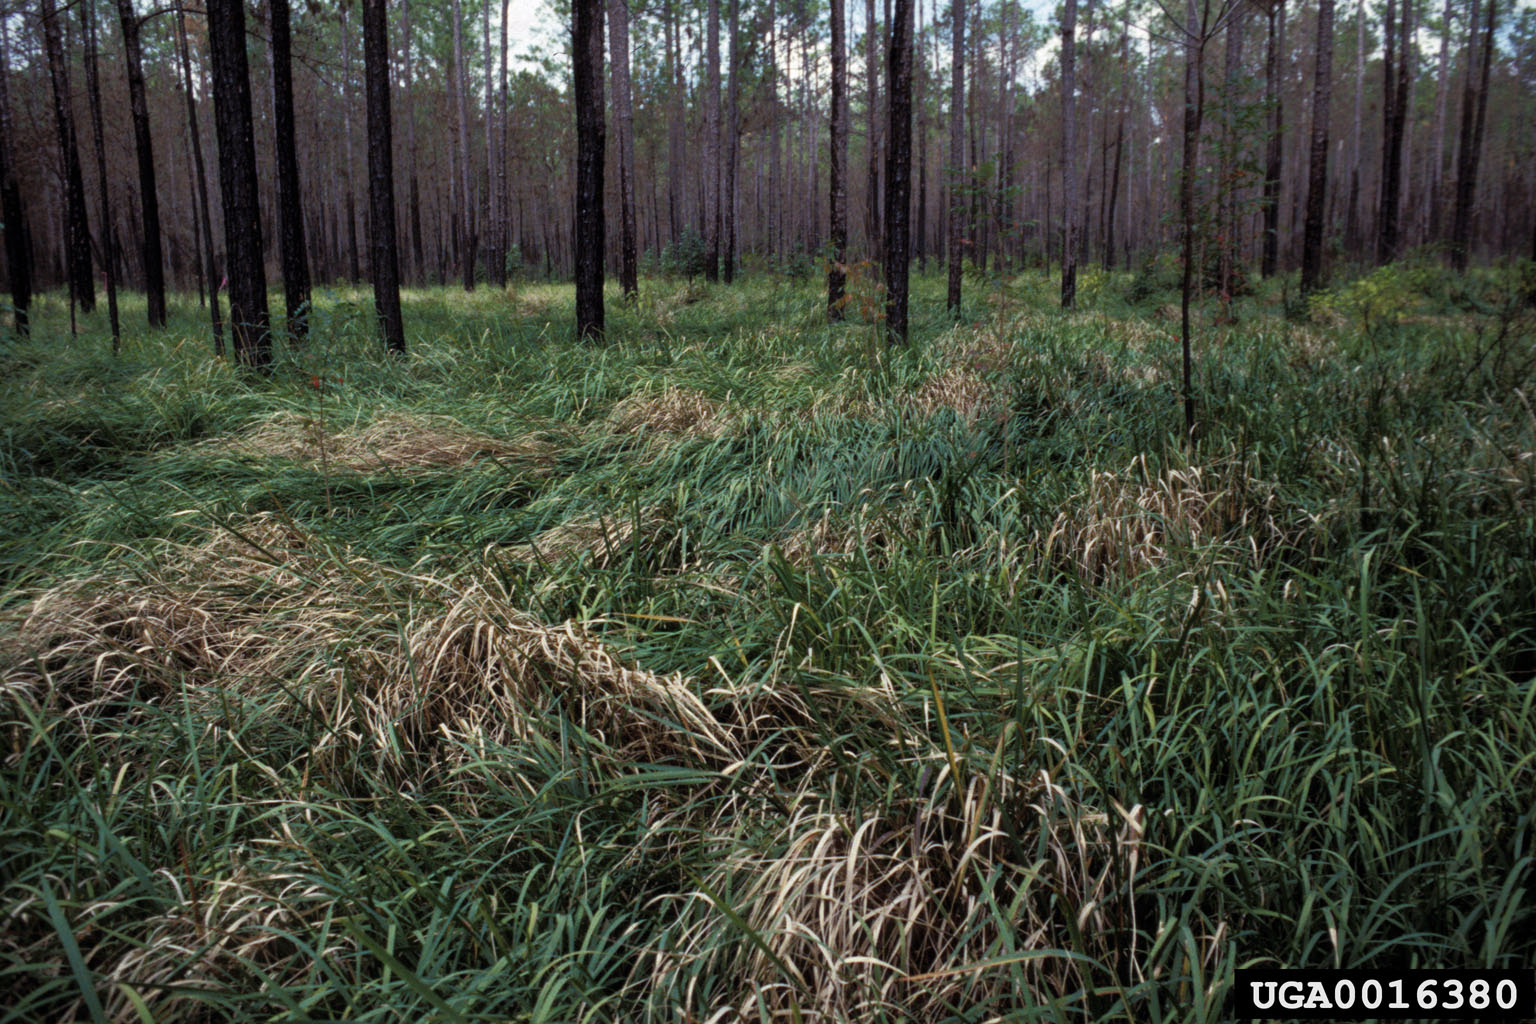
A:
[3, 263, 1534, 1021]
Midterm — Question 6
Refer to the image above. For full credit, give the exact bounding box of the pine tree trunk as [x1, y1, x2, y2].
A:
[362, 0, 404, 352]
[452, 0, 476, 289]
[1450, 0, 1494, 271]
[0, 23, 33, 336]
[608, 0, 638, 298]
[884, 0, 913, 344]
[704, 0, 721, 280]
[1428, 0, 1452, 239]
[81, 0, 120, 350]
[1377, 0, 1406, 264]
[39, 0, 95, 313]
[946, 0, 963, 313]
[1061, 0, 1078, 307]
[1261, 0, 1283, 277]
[1178, 0, 1204, 441]
[724, 0, 740, 282]
[866, 0, 881, 256]
[176, 5, 222, 353]
[112, 0, 165, 327]
[829, 0, 848, 319]
[403, 0, 423, 282]
[574, 0, 605, 340]
[269, 0, 311, 341]
[1300, 0, 1334, 295]
[207, 0, 271, 367]
[484, 0, 502, 287]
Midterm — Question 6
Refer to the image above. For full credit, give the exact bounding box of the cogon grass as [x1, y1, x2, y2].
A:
[1, 270, 1533, 1021]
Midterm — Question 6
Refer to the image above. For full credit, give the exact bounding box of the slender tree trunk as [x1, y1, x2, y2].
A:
[1377, 0, 1406, 263]
[724, 0, 740, 281]
[1178, 0, 1205, 441]
[341, 5, 361, 283]
[866, 0, 881, 255]
[830, 0, 849, 319]
[704, 0, 721, 280]
[1450, 0, 1494, 271]
[176, 5, 222, 353]
[1300, 0, 1335, 295]
[1061, 0, 1078, 307]
[0, 22, 33, 336]
[452, 0, 475, 289]
[484, 0, 502, 287]
[363, 0, 404, 352]
[81, 0, 119, 351]
[1428, 0, 1452, 238]
[500, 0, 510, 280]
[39, 0, 95, 313]
[207, 0, 271, 367]
[1261, 0, 1283, 277]
[269, 0, 311, 341]
[403, 0, 423, 282]
[1219, 3, 1244, 293]
[667, 4, 683, 246]
[947, 0, 963, 313]
[884, 0, 913, 344]
[1105, 118, 1123, 271]
[609, 0, 638, 298]
[574, 0, 605, 339]
[1347, 0, 1363, 253]
[111, 0, 165, 326]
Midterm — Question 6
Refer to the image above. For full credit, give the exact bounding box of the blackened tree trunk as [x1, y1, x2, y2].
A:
[0, 24, 33, 336]
[866, 0, 881, 255]
[829, 0, 849, 319]
[1261, 0, 1283, 277]
[81, 0, 120, 351]
[1450, 0, 1495, 271]
[403, 0, 423, 282]
[39, 0, 95, 313]
[1177, 0, 1208, 442]
[207, 0, 271, 367]
[363, 0, 404, 352]
[573, 0, 605, 340]
[1376, 0, 1407, 264]
[1300, 0, 1334, 295]
[884, 0, 913, 344]
[114, 0, 165, 327]
[946, 0, 963, 314]
[269, 0, 311, 341]
[452, 0, 475, 290]
[1061, 0, 1078, 308]
[177, 4, 222, 353]
[608, 0, 638, 299]
[724, 0, 740, 282]
[483, 0, 502, 288]
[704, 0, 721, 281]
[341, 5, 361, 283]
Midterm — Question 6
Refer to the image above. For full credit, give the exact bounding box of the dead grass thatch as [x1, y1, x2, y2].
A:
[204, 410, 556, 473]
[605, 385, 729, 438]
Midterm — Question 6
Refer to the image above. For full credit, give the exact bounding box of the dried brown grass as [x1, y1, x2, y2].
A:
[1046, 454, 1297, 583]
[204, 410, 556, 473]
[605, 385, 729, 438]
[648, 764, 1159, 1021]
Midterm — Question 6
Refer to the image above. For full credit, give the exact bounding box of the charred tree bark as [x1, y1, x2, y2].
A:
[176, 4, 222, 353]
[829, 0, 849, 319]
[39, 0, 95, 313]
[724, 0, 740, 282]
[363, 0, 404, 352]
[207, 0, 271, 367]
[1450, 0, 1495, 271]
[884, 0, 913, 344]
[946, 0, 963, 314]
[608, 0, 638, 298]
[1061, 0, 1079, 307]
[1261, 0, 1283, 277]
[574, 0, 605, 340]
[0, 23, 33, 336]
[1300, 0, 1334, 295]
[112, 0, 165, 326]
[704, 0, 721, 281]
[452, 0, 475, 289]
[269, 0, 311, 341]
[82, 0, 120, 351]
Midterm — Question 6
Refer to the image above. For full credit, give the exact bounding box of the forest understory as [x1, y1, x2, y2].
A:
[3, 264, 1535, 1021]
